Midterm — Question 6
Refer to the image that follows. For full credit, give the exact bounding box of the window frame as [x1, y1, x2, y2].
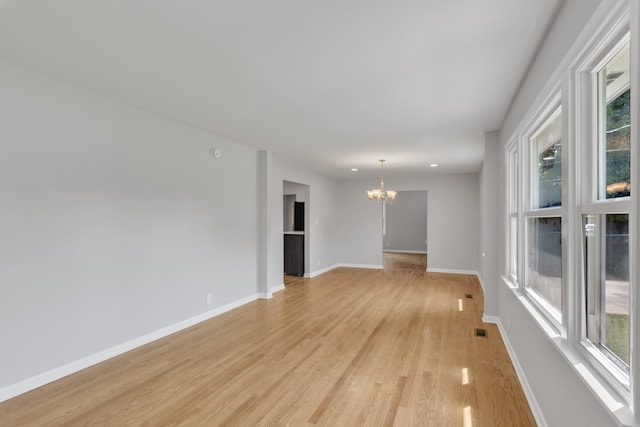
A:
[502, 1, 637, 420]
[521, 93, 564, 328]
[574, 24, 633, 396]
[506, 141, 520, 285]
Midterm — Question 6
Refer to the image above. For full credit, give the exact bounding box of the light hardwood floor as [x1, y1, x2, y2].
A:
[383, 252, 427, 271]
[1, 261, 535, 426]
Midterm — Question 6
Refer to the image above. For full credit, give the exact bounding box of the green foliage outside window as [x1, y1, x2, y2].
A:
[606, 89, 630, 198]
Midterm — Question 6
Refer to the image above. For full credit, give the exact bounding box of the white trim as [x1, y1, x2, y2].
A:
[308, 263, 340, 278]
[383, 250, 427, 254]
[476, 274, 486, 292]
[426, 267, 479, 276]
[257, 292, 272, 300]
[271, 284, 286, 293]
[484, 315, 549, 427]
[338, 263, 384, 270]
[482, 314, 500, 324]
[630, 0, 640, 418]
[0, 293, 259, 403]
[308, 263, 390, 279]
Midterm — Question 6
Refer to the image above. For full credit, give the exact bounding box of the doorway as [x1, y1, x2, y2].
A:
[283, 180, 310, 276]
[382, 190, 428, 270]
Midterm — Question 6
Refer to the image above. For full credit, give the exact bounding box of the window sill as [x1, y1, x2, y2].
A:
[501, 276, 635, 426]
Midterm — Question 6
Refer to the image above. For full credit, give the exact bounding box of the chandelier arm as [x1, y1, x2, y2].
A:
[366, 159, 396, 204]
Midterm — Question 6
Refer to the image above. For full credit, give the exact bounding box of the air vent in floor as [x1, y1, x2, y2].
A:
[474, 328, 487, 337]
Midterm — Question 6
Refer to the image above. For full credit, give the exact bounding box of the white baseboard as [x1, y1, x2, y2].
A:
[271, 284, 286, 293]
[257, 292, 272, 299]
[339, 263, 384, 270]
[482, 314, 500, 324]
[308, 263, 385, 278]
[484, 316, 548, 427]
[309, 263, 340, 278]
[426, 267, 479, 276]
[383, 250, 427, 254]
[0, 293, 259, 403]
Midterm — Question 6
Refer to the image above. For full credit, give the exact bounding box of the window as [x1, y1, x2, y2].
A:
[503, 2, 635, 418]
[584, 214, 630, 369]
[523, 102, 563, 323]
[581, 37, 631, 380]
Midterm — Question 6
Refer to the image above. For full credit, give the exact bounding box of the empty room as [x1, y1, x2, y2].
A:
[0, 0, 638, 426]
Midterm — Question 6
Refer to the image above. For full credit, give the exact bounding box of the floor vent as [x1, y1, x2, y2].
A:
[474, 328, 487, 337]
[465, 294, 473, 299]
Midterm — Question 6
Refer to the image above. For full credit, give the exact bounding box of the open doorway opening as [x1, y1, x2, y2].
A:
[283, 180, 310, 277]
[382, 190, 428, 271]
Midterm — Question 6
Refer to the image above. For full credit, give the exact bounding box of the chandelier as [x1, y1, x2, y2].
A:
[367, 159, 397, 204]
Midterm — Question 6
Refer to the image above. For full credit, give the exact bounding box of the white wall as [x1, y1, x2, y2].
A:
[384, 190, 428, 253]
[496, 0, 622, 425]
[0, 60, 259, 390]
[396, 173, 479, 273]
[338, 173, 480, 273]
[336, 179, 385, 267]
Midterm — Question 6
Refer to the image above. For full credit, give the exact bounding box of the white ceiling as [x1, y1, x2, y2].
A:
[0, 0, 561, 179]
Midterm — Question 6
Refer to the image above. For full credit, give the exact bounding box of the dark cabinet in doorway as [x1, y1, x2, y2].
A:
[284, 233, 304, 276]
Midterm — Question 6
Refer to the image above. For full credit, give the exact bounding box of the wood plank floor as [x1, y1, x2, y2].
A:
[383, 252, 426, 271]
[0, 263, 535, 426]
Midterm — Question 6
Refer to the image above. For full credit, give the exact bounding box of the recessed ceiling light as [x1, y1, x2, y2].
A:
[351, 168, 358, 172]
[430, 163, 438, 168]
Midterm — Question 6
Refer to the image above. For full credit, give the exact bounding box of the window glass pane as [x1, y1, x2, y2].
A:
[599, 43, 630, 199]
[584, 214, 629, 368]
[532, 110, 562, 208]
[526, 217, 562, 313]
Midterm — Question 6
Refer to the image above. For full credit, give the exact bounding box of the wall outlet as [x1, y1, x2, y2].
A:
[206, 292, 212, 305]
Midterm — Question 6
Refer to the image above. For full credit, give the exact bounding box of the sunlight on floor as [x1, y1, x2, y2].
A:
[462, 367, 469, 385]
[463, 406, 473, 427]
